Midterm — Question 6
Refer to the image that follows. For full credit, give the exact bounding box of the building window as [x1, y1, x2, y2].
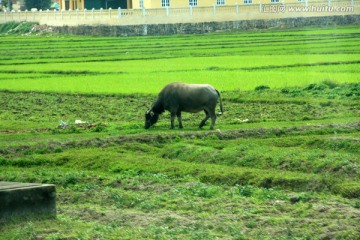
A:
[244, 0, 252, 4]
[189, 0, 198, 6]
[140, 0, 144, 8]
[161, 0, 170, 7]
[216, 0, 225, 5]
[271, 0, 279, 2]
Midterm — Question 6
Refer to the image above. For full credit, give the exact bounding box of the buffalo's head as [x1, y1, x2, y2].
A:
[145, 110, 159, 129]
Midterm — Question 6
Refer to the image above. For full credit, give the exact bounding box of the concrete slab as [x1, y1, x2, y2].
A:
[0, 182, 56, 220]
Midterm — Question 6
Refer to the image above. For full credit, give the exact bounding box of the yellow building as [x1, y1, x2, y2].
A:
[134, 0, 251, 9]
[134, 0, 305, 9]
[59, 0, 303, 10]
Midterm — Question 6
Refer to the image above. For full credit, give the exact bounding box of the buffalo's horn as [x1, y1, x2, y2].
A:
[146, 110, 154, 116]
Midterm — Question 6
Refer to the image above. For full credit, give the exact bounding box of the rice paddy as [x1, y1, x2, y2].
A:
[0, 24, 359, 94]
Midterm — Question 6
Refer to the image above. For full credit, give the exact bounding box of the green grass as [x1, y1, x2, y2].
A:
[0, 24, 360, 239]
[0, 24, 359, 94]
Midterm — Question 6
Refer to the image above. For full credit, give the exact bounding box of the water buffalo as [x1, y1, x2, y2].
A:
[145, 82, 223, 130]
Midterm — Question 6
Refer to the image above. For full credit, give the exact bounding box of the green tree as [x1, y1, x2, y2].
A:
[2, 0, 13, 11]
[25, 0, 51, 10]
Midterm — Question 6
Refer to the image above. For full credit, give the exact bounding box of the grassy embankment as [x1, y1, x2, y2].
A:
[0, 23, 359, 239]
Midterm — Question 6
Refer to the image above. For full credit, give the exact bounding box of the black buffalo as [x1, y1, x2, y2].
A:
[145, 82, 223, 130]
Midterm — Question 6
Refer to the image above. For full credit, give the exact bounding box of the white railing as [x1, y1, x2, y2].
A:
[0, 0, 359, 25]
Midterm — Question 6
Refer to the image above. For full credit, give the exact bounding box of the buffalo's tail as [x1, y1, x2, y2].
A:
[216, 89, 224, 115]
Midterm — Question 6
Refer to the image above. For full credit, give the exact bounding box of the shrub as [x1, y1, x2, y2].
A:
[304, 83, 328, 91]
[281, 87, 303, 97]
[237, 185, 255, 197]
[255, 85, 270, 91]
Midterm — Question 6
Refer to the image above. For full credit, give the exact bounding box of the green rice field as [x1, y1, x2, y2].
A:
[0, 23, 359, 239]
[0, 24, 359, 93]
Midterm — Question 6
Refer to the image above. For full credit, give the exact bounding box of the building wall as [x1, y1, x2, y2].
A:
[133, 0, 303, 9]
[50, 15, 360, 36]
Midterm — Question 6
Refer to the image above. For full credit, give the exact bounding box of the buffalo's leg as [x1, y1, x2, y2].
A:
[170, 112, 176, 129]
[199, 110, 210, 129]
[209, 113, 217, 130]
[177, 111, 183, 129]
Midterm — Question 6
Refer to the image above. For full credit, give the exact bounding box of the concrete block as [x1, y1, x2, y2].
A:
[0, 182, 56, 220]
